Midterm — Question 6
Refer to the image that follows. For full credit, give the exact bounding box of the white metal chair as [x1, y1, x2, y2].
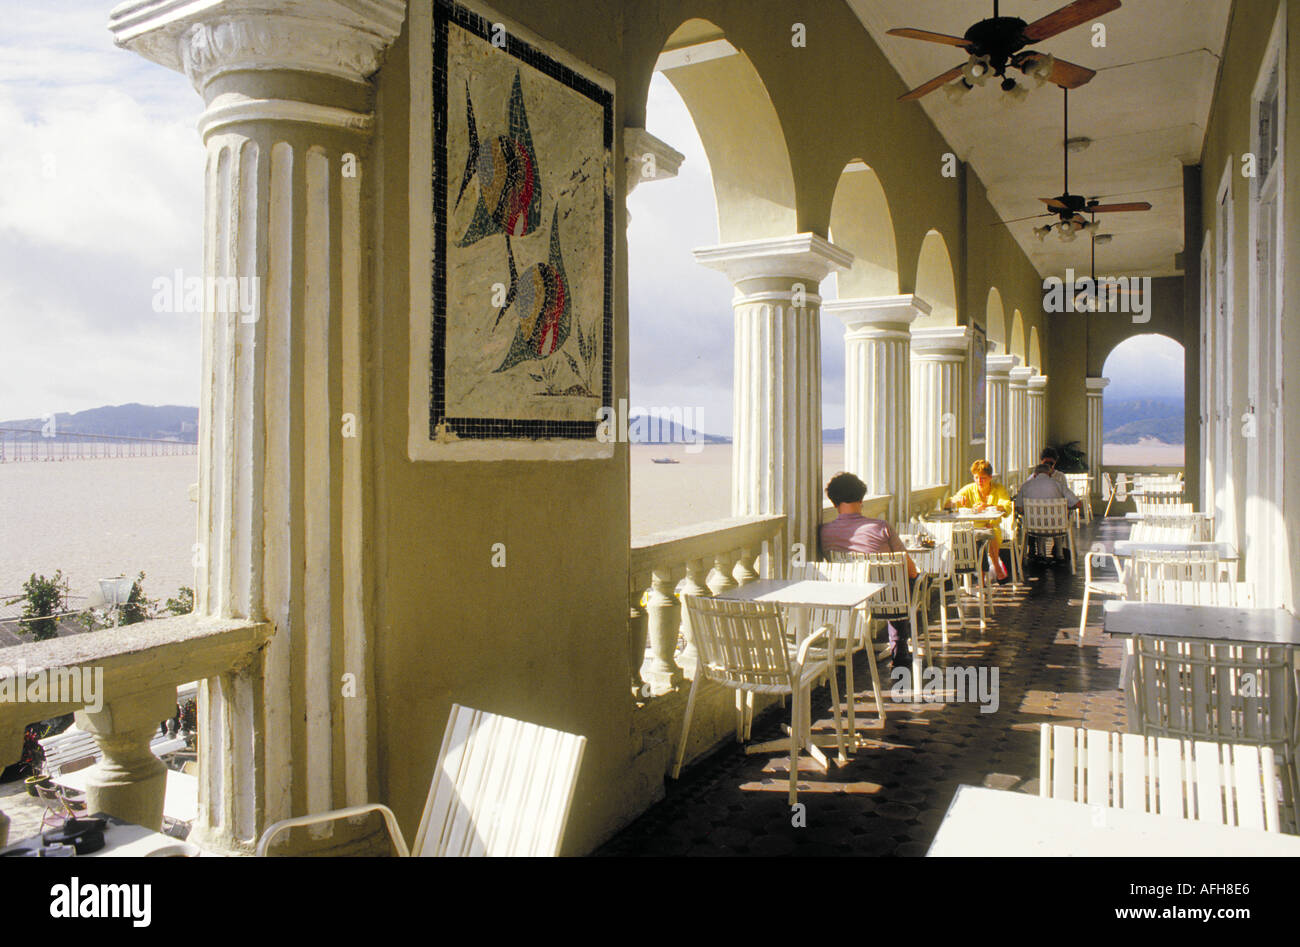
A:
[1064, 473, 1092, 525]
[922, 521, 993, 634]
[1137, 512, 1215, 541]
[1129, 549, 1229, 605]
[673, 595, 845, 804]
[1039, 725, 1281, 832]
[257, 703, 587, 856]
[815, 554, 924, 716]
[1127, 634, 1298, 818]
[1020, 497, 1077, 574]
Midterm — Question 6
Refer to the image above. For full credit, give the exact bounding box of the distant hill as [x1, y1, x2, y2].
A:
[0, 404, 199, 442]
[1103, 397, 1184, 445]
[626, 415, 729, 445]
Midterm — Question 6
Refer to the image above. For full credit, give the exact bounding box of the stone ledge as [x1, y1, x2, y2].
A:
[0, 615, 273, 733]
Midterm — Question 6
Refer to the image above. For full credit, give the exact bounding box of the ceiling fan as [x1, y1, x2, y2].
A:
[888, 0, 1120, 101]
[1030, 87, 1151, 241]
[1072, 212, 1131, 310]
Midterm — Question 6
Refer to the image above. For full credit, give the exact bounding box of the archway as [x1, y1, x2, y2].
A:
[912, 230, 958, 327]
[1009, 310, 1026, 363]
[1099, 334, 1185, 467]
[628, 19, 800, 534]
[1028, 325, 1042, 371]
[986, 288, 1006, 354]
[656, 19, 797, 242]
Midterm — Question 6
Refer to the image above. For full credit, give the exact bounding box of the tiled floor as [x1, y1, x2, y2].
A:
[597, 517, 1132, 856]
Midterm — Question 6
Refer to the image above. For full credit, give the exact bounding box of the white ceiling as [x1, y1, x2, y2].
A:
[845, 0, 1231, 279]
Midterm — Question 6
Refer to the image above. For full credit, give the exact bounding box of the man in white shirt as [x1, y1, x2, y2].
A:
[1016, 463, 1080, 561]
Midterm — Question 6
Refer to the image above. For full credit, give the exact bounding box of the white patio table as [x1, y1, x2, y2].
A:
[714, 578, 884, 765]
[927, 785, 1300, 856]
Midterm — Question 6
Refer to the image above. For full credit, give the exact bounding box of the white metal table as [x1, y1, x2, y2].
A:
[1111, 540, 1239, 560]
[715, 578, 884, 763]
[927, 785, 1300, 856]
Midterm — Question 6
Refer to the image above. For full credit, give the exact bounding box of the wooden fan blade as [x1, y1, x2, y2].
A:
[1089, 202, 1152, 213]
[1023, 0, 1122, 42]
[886, 28, 972, 49]
[997, 212, 1054, 225]
[1045, 57, 1096, 89]
[1039, 197, 1070, 210]
[898, 65, 964, 102]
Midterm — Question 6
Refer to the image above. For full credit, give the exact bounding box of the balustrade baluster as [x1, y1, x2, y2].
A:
[645, 565, 685, 693]
[628, 574, 649, 696]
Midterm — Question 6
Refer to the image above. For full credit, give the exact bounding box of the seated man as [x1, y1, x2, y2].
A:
[820, 472, 917, 670]
[1039, 447, 1070, 490]
[1015, 463, 1081, 561]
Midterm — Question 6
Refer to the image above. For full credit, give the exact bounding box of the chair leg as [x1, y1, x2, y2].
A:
[938, 579, 950, 643]
[1078, 586, 1092, 645]
[744, 691, 755, 741]
[788, 687, 802, 806]
[672, 673, 702, 780]
[827, 657, 847, 765]
[864, 632, 886, 726]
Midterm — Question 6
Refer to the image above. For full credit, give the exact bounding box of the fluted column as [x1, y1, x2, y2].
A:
[985, 354, 1019, 481]
[695, 235, 852, 561]
[825, 295, 927, 524]
[1086, 377, 1109, 502]
[1028, 373, 1048, 465]
[910, 326, 972, 493]
[111, 0, 405, 853]
[1008, 366, 1034, 482]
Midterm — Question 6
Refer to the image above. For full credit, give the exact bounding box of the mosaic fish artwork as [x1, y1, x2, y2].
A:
[456, 71, 541, 247]
[493, 206, 570, 374]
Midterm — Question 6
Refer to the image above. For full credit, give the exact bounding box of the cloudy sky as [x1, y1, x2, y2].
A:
[0, 5, 1181, 434]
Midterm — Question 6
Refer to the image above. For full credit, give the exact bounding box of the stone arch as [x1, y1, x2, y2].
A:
[1099, 333, 1186, 465]
[827, 160, 899, 298]
[1028, 325, 1042, 370]
[986, 287, 1006, 353]
[913, 230, 958, 327]
[1010, 309, 1026, 361]
[655, 19, 797, 242]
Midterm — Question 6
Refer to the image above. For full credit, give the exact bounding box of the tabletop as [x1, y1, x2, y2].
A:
[1112, 540, 1239, 560]
[927, 786, 1300, 856]
[1, 813, 205, 857]
[1103, 600, 1300, 646]
[715, 578, 885, 610]
[1124, 511, 1212, 521]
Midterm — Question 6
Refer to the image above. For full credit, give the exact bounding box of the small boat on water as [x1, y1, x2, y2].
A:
[651, 457, 680, 464]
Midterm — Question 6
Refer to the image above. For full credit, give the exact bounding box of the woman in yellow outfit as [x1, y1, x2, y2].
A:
[944, 459, 1013, 581]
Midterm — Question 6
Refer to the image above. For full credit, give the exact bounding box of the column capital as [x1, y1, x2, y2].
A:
[109, 0, 407, 91]
[910, 325, 971, 360]
[694, 233, 853, 285]
[624, 127, 684, 196]
[826, 294, 929, 336]
[986, 353, 1020, 378]
[1085, 376, 1111, 394]
[1009, 365, 1035, 386]
[1027, 373, 1049, 392]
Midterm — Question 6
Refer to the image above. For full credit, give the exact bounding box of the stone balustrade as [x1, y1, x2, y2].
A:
[629, 515, 786, 696]
[0, 615, 272, 839]
[908, 484, 948, 517]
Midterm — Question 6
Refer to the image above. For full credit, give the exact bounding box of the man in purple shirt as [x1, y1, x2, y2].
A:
[820, 472, 917, 669]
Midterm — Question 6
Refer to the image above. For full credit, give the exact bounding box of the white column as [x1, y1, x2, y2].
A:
[825, 295, 927, 524]
[1086, 377, 1109, 501]
[1008, 366, 1034, 481]
[111, 0, 405, 853]
[695, 235, 853, 560]
[910, 326, 971, 493]
[986, 354, 1019, 482]
[1028, 373, 1048, 465]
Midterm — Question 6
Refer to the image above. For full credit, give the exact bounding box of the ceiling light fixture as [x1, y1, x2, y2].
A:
[1065, 136, 1092, 153]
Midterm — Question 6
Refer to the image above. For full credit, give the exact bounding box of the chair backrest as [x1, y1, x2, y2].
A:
[1021, 497, 1071, 534]
[1128, 521, 1198, 544]
[1129, 550, 1225, 604]
[1039, 724, 1281, 832]
[410, 703, 588, 857]
[921, 522, 979, 572]
[1063, 473, 1090, 497]
[679, 595, 794, 694]
[1135, 498, 1194, 515]
[808, 554, 910, 616]
[1128, 636, 1295, 759]
[1138, 512, 1214, 541]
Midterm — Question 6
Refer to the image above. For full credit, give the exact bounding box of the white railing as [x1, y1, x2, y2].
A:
[0, 614, 271, 840]
[628, 515, 786, 696]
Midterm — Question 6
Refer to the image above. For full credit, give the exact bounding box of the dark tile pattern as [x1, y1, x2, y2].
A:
[597, 519, 1133, 857]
